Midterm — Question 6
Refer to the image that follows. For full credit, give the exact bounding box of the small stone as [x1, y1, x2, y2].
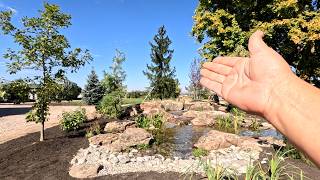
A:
[77, 157, 87, 164]
[118, 155, 130, 164]
[110, 156, 119, 164]
[131, 149, 138, 153]
[130, 158, 136, 162]
[137, 157, 145, 162]
[144, 156, 151, 161]
[128, 153, 134, 158]
[174, 156, 180, 161]
[261, 160, 267, 164]
[155, 154, 165, 161]
[165, 158, 172, 163]
[71, 157, 78, 165]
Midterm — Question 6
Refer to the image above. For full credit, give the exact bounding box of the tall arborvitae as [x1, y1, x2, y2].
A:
[83, 69, 104, 105]
[143, 26, 180, 99]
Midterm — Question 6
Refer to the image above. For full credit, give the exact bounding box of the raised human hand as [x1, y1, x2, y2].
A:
[200, 31, 293, 115]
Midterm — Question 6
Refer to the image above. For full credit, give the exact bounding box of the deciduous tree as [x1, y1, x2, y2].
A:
[0, 3, 92, 141]
[192, 0, 320, 85]
[3, 79, 30, 104]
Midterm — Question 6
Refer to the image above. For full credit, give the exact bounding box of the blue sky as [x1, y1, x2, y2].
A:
[0, 0, 201, 91]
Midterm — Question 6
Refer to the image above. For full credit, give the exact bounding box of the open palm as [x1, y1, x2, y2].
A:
[200, 31, 293, 115]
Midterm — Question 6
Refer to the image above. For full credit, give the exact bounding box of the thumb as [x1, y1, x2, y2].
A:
[248, 30, 270, 56]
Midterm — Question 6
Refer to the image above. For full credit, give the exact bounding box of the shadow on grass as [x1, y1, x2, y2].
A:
[0, 107, 32, 117]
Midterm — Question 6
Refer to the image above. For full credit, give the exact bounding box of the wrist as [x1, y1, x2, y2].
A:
[262, 72, 298, 127]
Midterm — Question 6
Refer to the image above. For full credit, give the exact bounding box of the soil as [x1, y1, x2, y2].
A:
[0, 104, 96, 143]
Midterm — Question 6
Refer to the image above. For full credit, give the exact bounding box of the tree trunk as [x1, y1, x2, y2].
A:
[40, 121, 45, 141]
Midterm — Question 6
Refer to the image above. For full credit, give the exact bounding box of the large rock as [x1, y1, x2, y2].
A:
[183, 110, 227, 126]
[194, 130, 262, 151]
[87, 111, 102, 120]
[144, 107, 175, 122]
[191, 117, 215, 126]
[160, 100, 184, 111]
[89, 128, 153, 152]
[140, 101, 162, 114]
[104, 120, 136, 133]
[177, 95, 193, 104]
[69, 164, 102, 178]
[119, 128, 153, 147]
[89, 133, 119, 146]
[188, 101, 214, 111]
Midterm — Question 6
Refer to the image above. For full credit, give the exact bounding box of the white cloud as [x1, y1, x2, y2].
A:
[7, 7, 17, 14]
[0, 2, 18, 14]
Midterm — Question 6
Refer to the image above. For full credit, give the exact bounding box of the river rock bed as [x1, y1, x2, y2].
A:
[69, 143, 261, 178]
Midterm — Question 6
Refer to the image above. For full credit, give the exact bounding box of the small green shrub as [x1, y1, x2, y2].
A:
[245, 150, 306, 180]
[279, 141, 314, 166]
[85, 131, 94, 138]
[216, 115, 234, 132]
[97, 91, 122, 118]
[85, 122, 101, 138]
[249, 118, 261, 131]
[60, 108, 86, 132]
[192, 148, 209, 157]
[200, 159, 236, 180]
[136, 144, 150, 150]
[135, 114, 163, 129]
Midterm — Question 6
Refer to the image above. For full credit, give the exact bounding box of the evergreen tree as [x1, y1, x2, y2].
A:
[102, 49, 126, 95]
[83, 70, 104, 105]
[143, 26, 180, 99]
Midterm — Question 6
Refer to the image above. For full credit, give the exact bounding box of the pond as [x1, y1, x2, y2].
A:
[147, 110, 283, 159]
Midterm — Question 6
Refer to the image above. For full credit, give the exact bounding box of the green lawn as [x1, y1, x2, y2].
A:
[122, 98, 143, 105]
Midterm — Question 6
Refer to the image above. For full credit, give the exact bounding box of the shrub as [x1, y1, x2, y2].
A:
[135, 114, 163, 129]
[60, 108, 86, 132]
[216, 115, 233, 131]
[97, 91, 122, 118]
[216, 108, 244, 133]
[245, 150, 306, 180]
[200, 160, 236, 180]
[279, 140, 314, 166]
[192, 148, 209, 157]
[85, 122, 101, 138]
[249, 118, 261, 131]
[136, 144, 150, 150]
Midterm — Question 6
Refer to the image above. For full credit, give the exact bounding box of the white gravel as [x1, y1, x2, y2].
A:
[70, 144, 261, 177]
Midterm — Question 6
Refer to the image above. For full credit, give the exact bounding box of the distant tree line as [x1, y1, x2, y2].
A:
[0, 78, 82, 104]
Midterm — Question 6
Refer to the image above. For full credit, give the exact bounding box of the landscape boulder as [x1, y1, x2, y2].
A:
[160, 100, 184, 111]
[119, 127, 153, 147]
[69, 164, 102, 179]
[194, 130, 262, 151]
[188, 101, 214, 111]
[191, 117, 215, 126]
[104, 120, 136, 133]
[140, 101, 162, 114]
[183, 110, 227, 126]
[88, 128, 153, 152]
[89, 133, 119, 146]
